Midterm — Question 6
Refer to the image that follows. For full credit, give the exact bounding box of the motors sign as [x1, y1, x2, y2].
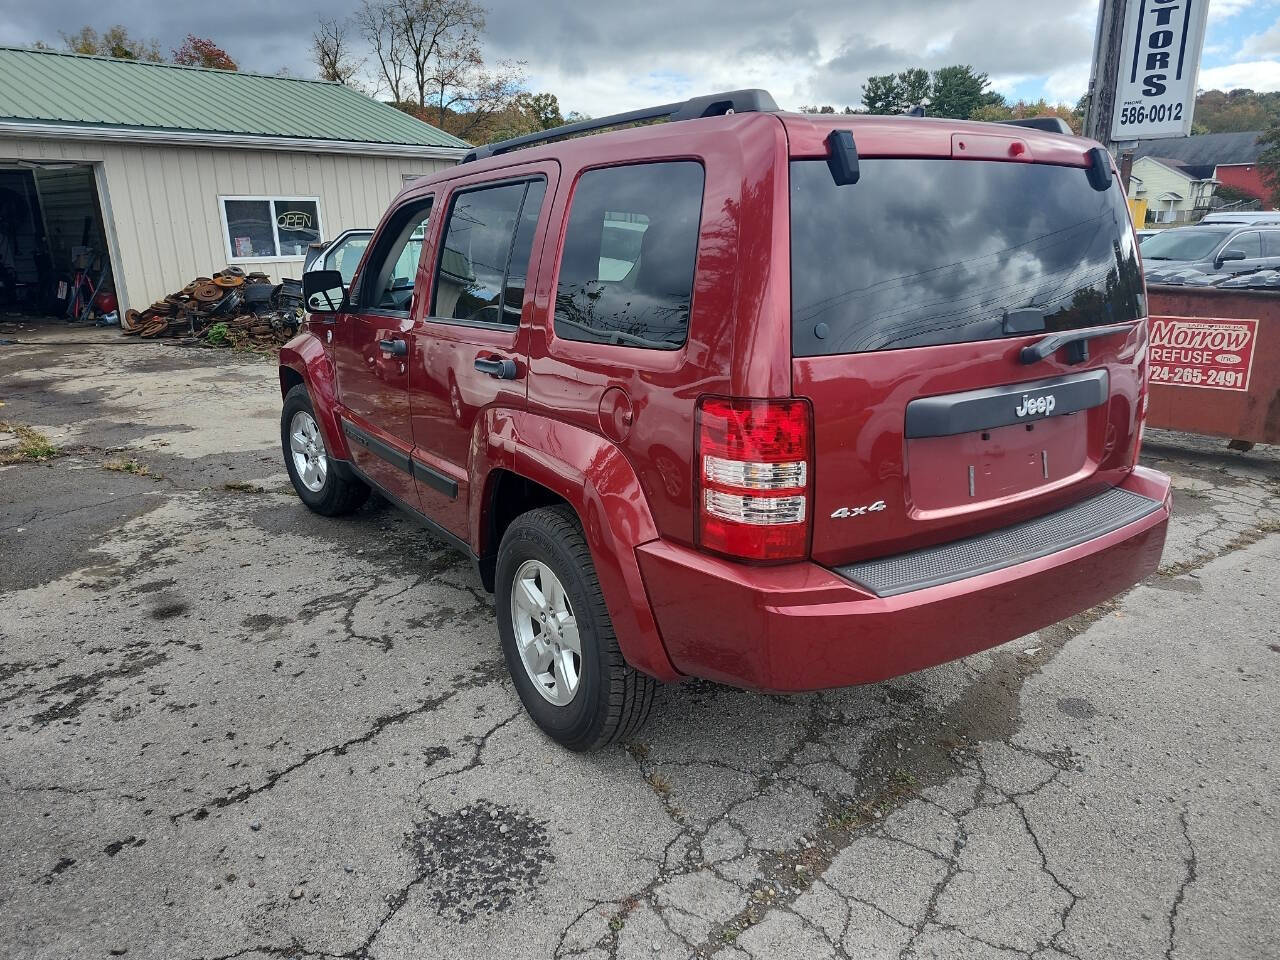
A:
[1149, 316, 1258, 392]
[1111, 0, 1210, 141]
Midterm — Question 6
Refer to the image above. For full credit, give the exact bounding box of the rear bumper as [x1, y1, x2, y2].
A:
[636, 467, 1171, 692]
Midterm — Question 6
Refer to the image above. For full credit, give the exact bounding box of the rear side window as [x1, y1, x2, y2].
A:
[555, 162, 704, 350]
[790, 158, 1145, 356]
[432, 178, 545, 326]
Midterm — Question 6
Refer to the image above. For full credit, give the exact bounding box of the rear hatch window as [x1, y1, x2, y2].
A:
[789, 158, 1144, 357]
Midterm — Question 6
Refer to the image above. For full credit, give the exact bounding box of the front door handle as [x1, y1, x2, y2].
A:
[378, 338, 408, 356]
[474, 356, 518, 380]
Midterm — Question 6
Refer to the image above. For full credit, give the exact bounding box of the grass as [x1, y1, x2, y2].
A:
[0, 421, 58, 464]
[103, 458, 151, 477]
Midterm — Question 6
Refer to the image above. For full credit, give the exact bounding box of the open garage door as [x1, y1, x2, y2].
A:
[0, 160, 117, 321]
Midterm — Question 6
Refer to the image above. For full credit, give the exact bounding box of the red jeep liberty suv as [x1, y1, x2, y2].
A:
[280, 90, 1171, 750]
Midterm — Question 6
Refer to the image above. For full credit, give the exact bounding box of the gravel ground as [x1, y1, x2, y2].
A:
[1, 327, 1277, 960]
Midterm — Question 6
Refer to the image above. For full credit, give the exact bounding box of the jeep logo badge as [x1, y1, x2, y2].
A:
[1015, 394, 1056, 418]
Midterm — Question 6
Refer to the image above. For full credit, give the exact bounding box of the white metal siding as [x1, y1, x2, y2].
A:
[1, 135, 455, 312]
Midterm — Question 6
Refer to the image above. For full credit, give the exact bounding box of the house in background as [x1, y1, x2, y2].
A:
[1127, 156, 1217, 224]
[1128, 131, 1269, 223]
[0, 46, 467, 315]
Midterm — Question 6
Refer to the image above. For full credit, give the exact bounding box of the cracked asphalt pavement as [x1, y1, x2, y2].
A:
[2, 327, 1278, 960]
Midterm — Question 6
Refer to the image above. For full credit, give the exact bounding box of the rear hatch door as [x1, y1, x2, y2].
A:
[785, 120, 1147, 567]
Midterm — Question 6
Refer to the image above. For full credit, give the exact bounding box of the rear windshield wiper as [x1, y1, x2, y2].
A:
[1020, 324, 1135, 365]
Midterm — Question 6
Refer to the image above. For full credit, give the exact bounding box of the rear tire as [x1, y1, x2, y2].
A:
[281, 384, 369, 516]
[496, 505, 656, 750]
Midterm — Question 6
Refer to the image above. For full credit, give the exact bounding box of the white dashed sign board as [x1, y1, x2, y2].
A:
[1111, 0, 1210, 141]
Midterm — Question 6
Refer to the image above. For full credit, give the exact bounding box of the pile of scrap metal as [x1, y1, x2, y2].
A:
[120, 267, 304, 347]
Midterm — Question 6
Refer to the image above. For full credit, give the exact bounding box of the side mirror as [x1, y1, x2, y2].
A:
[303, 269, 346, 314]
[1215, 248, 1247, 269]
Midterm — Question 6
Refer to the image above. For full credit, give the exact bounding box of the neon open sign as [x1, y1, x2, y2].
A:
[277, 210, 313, 230]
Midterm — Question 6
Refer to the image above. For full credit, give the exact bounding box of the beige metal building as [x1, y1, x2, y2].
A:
[0, 47, 466, 315]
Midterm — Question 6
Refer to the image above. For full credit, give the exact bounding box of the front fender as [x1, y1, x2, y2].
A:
[279, 330, 351, 461]
[473, 410, 680, 684]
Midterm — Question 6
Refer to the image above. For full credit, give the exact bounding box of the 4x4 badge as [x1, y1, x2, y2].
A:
[831, 500, 887, 519]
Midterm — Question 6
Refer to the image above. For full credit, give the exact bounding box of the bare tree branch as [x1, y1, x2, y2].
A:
[312, 17, 364, 86]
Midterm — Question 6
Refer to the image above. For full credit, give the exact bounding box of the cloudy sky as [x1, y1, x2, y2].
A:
[2, 0, 1278, 115]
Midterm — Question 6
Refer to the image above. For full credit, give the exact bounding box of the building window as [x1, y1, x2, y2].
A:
[219, 196, 322, 261]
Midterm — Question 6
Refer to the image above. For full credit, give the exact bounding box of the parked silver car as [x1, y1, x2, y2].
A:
[1140, 224, 1280, 276]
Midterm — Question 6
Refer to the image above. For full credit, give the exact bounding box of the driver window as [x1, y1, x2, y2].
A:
[1230, 232, 1261, 258]
[359, 197, 432, 315]
[431, 180, 539, 324]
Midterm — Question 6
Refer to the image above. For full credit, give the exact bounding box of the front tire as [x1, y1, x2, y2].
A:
[280, 384, 369, 516]
[496, 506, 656, 750]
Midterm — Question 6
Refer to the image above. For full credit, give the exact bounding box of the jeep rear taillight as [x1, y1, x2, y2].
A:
[697, 397, 812, 562]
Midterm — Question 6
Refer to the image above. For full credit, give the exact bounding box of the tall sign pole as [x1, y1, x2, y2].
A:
[1084, 0, 1128, 150]
[1085, 0, 1212, 193]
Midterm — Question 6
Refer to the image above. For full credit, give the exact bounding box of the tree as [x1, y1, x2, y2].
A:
[357, 0, 526, 139]
[356, 0, 410, 104]
[1258, 126, 1280, 207]
[312, 17, 363, 85]
[930, 65, 997, 120]
[172, 35, 237, 71]
[862, 74, 903, 115]
[61, 25, 162, 61]
[860, 68, 936, 115]
[514, 91, 564, 130]
[970, 97, 1083, 132]
[897, 68, 931, 112]
[1192, 89, 1280, 134]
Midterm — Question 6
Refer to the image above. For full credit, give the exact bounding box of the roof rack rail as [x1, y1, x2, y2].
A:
[461, 88, 780, 163]
[996, 116, 1074, 136]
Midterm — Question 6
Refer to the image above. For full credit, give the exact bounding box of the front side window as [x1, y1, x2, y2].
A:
[555, 162, 704, 350]
[221, 197, 321, 260]
[431, 178, 546, 325]
[1228, 232, 1261, 258]
[357, 197, 432, 315]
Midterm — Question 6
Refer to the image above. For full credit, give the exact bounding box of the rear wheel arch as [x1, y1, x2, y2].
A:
[469, 414, 679, 683]
[476, 468, 572, 591]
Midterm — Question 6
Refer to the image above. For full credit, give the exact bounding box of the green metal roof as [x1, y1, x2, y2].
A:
[0, 46, 468, 150]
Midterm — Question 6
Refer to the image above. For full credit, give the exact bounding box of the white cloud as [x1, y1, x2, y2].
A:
[1043, 63, 1092, 103]
[1199, 60, 1280, 91]
[1241, 18, 1280, 58]
[1209, 0, 1260, 22]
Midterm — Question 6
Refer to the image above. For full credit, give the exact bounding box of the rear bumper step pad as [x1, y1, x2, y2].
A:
[834, 487, 1163, 597]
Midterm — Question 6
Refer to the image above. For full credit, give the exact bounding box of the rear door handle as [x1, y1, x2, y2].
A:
[378, 338, 408, 356]
[474, 356, 518, 380]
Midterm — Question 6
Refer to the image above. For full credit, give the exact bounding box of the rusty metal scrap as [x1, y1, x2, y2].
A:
[119, 268, 303, 348]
